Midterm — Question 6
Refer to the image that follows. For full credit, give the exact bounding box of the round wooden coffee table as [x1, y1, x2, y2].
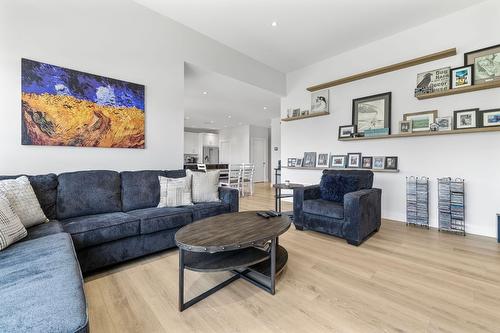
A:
[175, 211, 291, 311]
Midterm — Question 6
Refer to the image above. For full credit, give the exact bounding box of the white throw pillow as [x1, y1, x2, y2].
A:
[157, 175, 193, 208]
[190, 170, 220, 203]
[0, 192, 27, 251]
[0, 176, 48, 228]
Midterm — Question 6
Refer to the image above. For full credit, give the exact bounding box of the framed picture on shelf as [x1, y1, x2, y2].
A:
[403, 110, 438, 132]
[316, 153, 329, 168]
[373, 156, 385, 170]
[352, 92, 391, 134]
[311, 89, 329, 113]
[385, 156, 398, 170]
[301, 110, 310, 116]
[464, 44, 500, 85]
[453, 108, 479, 129]
[302, 152, 317, 168]
[295, 158, 303, 168]
[292, 108, 301, 117]
[479, 109, 500, 127]
[361, 156, 373, 169]
[287, 158, 297, 167]
[330, 155, 347, 168]
[347, 153, 362, 168]
[450, 65, 473, 89]
[338, 125, 357, 139]
[415, 67, 450, 95]
[399, 120, 412, 134]
[436, 116, 452, 131]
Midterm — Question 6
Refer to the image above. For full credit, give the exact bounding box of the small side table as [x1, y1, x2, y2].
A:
[497, 214, 500, 243]
[273, 183, 304, 213]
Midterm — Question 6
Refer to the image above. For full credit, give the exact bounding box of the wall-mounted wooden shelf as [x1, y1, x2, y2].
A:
[339, 126, 500, 141]
[282, 166, 399, 173]
[416, 80, 500, 99]
[281, 111, 329, 122]
[306, 48, 457, 92]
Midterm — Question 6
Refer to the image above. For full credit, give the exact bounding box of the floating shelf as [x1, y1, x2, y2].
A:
[307, 48, 457, 92]
[281, 111, 329, 122]
[416, 80, 500, 99]
[338, 126, 500, 141]
[282, 166, 399, 173]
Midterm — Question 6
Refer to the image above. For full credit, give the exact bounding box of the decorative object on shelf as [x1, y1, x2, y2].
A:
[403, 110, 438, 132]
[338, 125, 357, 139]
[373, 156, 385, 170]
[347, 153, 362, 168]
[406, 176, 429, 228]
[316, 153, 329, 168]
[415, 67, 450, 96]
[352, 92, 392, 134]
[311, 89, 329, 113]
[330, 155, 347, 168]
[453, 108, 479, 129]
[287, 158, 297, 167]
[364, 128, 389, 137]
[384, 156, 398, 170]
[450, 65, 473, 89]
[399, 120, 412, 133]
[464, 44, 500, 85]
[361, 157, 373, 169]
[292, 108, 301, 117]
[301, 110, 310, 116]
[436, 116, 452, 131]
[295, 158, 303, 168]
[302, 152, 317, 168]
[21, 59, 145, 149]
[429, 122, 439, 132]
[438, 177, 465, 235]
[479, 108, 500, 127]
[286, 108, 292, 118]
[352, 132, 365, 138]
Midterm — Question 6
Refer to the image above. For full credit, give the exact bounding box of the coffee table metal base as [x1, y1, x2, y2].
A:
[179, 238, 287, 312]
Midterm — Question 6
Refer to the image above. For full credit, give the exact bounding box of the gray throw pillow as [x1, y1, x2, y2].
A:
[190, 170, 220, 203]
[0, 192, 27, 251]
[157, 175, 193, 207]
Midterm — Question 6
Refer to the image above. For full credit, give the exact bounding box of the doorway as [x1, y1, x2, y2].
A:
[251, 137, 268, 182]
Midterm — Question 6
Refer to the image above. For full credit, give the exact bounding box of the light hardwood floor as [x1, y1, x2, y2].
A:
[85, 183, 500, 333]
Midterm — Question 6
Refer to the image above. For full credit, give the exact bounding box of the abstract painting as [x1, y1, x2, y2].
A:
[21, 59, 145, 148]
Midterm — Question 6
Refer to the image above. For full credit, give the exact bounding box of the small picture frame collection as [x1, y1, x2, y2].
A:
[288, 152, 398, 171]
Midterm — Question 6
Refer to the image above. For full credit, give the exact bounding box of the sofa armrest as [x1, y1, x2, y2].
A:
[293, 185, 320, 227]
[342, 188, 381, 245]
[219, 186, 239, 212]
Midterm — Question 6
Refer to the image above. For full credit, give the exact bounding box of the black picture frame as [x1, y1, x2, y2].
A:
[384, 156, 398, 170]
[347, 153, 362, 168]
[302, 152, 317, 168]
[464, 44, 500, 85]
[450, 65, 474, 89]
[478, 108, 500, 128]
[330, 155, 347, 168]
[352, 92, 392, 135]
[453, 108, 480, 130]
[361, 157, 373, 169]
[338, 125, 357, 139]
[287, 158, 297, 167]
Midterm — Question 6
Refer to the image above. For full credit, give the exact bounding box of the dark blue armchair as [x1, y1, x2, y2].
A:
[293, 170, 381, 246]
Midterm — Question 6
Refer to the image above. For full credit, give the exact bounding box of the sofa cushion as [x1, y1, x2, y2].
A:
[0, 233, 88, 333]
[128, 207, 192, 234]
[0, 174, 58, 220]
[322, 169, 373, 190]
[303, 199, 344, 220]
[188, 202, 231, 221]
[61, 212, 140, 250]
[57, 170, 122, 219]
[0, 192, 27, 250]
[21, 220, 64, 243]
[120, 170, 166, 212]
[320, 174, 360, 203]
[165, 169, 187, 179]
[190, 170, 221, 203]
[158, 176, 193, 207]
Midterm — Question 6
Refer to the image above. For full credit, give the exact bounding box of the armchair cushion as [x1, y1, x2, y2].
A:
[303, 199, 344, 219]
[320, 174, 360, 203]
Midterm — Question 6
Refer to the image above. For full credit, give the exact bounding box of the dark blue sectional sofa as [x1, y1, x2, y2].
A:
[0, 169, 239, 333]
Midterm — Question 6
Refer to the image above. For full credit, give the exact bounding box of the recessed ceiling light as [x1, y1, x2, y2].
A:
[227, 115, 232, 118]
[202, 91, 208, 95]
[271, 21, 277, 27]
[263, 106, 268, 110]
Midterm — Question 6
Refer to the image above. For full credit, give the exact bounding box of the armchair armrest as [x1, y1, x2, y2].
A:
[219, 186, 239, 212]
[293, 185, 320, 228]
[342, 188, 381, 245]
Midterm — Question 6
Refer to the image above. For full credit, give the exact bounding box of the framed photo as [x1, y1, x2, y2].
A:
[399, 120, 412, 134]
[450, 65, 473, 89]
[287, 158, 297, 167]
[316, 153, 329, 168]
[311, 89, 329, 114]
[435, 116, 452, 131]
[352, 92, 391, 134]
[464, 44, 500, 85]
[292, 108, 300, 117]
[301, 110, 310, 116]
[347, 153, 362, 168]
[453, 108, 479, 129]
[330, 155, 347, 168]
[302, 152, 317, 168]
[361, 156, 373, 169]
[295, 158, 303, 168]
[385, 156, 398, 170]
[403, 110, 438, 132]
[338, 125, 357, 139]
[480, 109, 500, 127]
[415, 67, 451, 95]
[372, 156, 385, 170]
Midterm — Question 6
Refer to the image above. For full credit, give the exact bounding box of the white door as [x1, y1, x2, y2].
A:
[251, 138, 268, 182]
[220, 140, 231, 164]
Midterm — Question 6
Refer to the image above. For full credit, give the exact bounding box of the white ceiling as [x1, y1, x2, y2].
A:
[184, 63, 280, 130]
[134, 0, 486, 73]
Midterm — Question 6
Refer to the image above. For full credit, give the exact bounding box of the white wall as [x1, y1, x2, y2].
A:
[0, 0, 285, 175]
[271, 117, 281, 175]
[281, 0, 500, 237]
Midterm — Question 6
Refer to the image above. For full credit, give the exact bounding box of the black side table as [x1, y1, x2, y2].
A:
[273, 183, 304, 213]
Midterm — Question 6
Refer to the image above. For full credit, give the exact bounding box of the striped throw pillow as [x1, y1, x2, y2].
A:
[0, 192, 27, 251]
[158, 176, 193, 208]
